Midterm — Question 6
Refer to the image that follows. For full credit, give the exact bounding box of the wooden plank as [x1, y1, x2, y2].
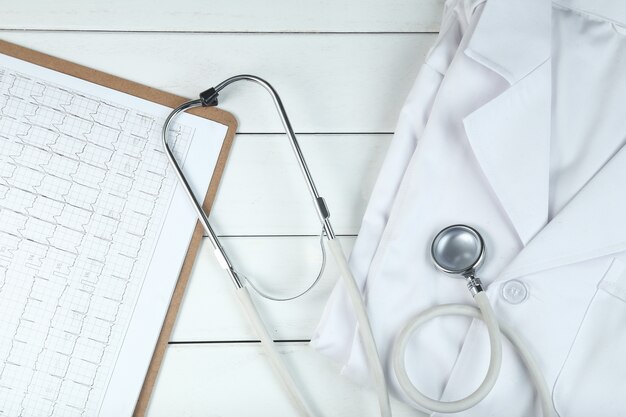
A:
[0, 0, 444, 33]
[0, 33, 434, 133]
[210, 134, 390, 236]
[146, 343, 427, 417]
[171, 236, 354, 342]
[172, 138, 391, 341]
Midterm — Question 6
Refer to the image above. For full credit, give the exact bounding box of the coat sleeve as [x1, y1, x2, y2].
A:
[311, 0, 482, 370]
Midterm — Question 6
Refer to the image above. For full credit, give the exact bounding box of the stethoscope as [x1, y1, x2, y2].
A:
[162, 75, 555, 417]
[394, 225, 554, 416]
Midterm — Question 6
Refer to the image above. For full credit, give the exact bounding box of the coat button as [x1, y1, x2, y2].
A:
[501, 280, 528, 304]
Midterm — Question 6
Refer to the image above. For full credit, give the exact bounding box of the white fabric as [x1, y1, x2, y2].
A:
[312, 0, 626, 415]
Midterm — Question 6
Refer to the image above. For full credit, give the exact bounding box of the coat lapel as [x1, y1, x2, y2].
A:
[462, 0, 626, 282]
[499, 142, 626, 281]
[464, 0, 550, 85]
[460, 0, 551, 245]
[463, 62, 551, 245]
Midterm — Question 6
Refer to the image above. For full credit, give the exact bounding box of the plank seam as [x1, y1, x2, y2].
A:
[235, 132, 394, 136]
[0, 29, 438, 35]
[210, 234, 357, 238]
[168, 340, 311, 344]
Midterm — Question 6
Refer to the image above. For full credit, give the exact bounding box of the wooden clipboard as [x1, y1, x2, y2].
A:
[0, 39, 237, 417]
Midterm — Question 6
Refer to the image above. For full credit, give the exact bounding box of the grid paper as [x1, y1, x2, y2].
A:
[0, 66, 194, 417]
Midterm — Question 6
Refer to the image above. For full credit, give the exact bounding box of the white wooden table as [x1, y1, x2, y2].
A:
[0, 2, 442, 415]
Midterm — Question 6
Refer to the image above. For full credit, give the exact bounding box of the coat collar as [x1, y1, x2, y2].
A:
[462, 0, 626, 281]
[554, 0, 626, 28]
[461, 0, 551, 245]
[463, 61, 550, 245]
[465, 0, 550, 85]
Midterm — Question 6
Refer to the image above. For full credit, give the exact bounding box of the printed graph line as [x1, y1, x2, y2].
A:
[0, 66, 194, 417]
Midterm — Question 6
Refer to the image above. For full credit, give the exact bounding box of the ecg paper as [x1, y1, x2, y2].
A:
[0, 53, 227, 417]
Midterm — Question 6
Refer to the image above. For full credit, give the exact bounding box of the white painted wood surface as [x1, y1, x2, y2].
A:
[171, 236, 357, 342]
[0, 1, 441, 415]
[149, 344, 425, 417]
[0, 33, 434, 133]
[0, 0, 444, 32]
[210, 134, 391, 236]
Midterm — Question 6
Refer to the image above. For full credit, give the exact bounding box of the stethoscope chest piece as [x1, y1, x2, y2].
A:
[431, 224, 485, 295]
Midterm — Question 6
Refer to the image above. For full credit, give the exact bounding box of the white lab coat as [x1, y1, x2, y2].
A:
[312, 0, 626, 415]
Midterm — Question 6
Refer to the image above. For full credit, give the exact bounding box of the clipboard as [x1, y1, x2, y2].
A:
[0, 39, 237, 417]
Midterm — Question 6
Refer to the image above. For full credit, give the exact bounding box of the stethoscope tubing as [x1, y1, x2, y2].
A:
[162, 75, 554, 417]
[392, 288, 556, 416]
